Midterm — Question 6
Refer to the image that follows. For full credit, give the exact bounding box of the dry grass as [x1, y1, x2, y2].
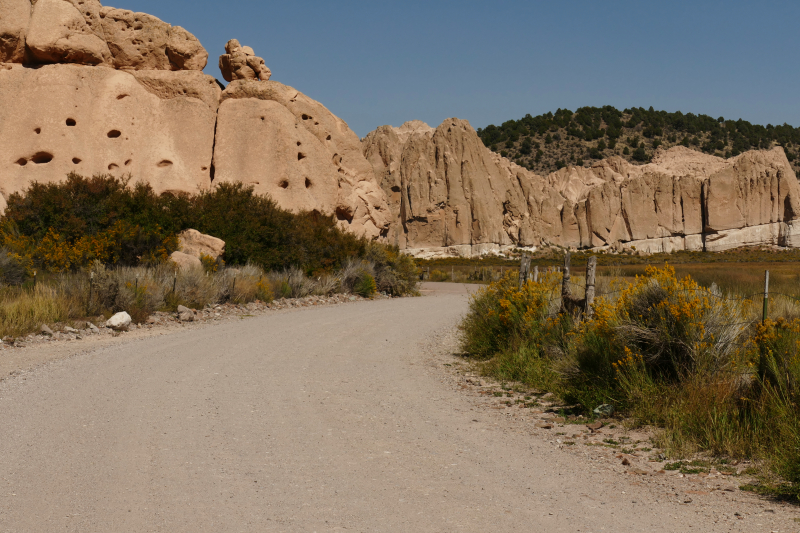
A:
[0, 258, 418, 338]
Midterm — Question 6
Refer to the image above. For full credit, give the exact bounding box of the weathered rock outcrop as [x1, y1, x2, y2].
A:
[363, 121, 800, 256]
[0, 0, 30, 63]
[0, 64, 219, 204]
[218, 39, 270, 82]
[214, 79, 390, 239]
[4, 0, 800, 254]
[16, 0, 208, 69]
[0, 0, 217, 210]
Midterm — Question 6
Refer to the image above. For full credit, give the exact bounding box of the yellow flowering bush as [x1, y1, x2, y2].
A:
[460, 270, 560, 359]
[1, 221, 176, 273]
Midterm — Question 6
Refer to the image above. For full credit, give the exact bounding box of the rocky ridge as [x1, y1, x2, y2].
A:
[363, 119, 800, 256]
[2, 0, 799, 254]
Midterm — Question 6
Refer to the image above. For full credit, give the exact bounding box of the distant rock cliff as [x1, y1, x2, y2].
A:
[363, 120, 800, 256]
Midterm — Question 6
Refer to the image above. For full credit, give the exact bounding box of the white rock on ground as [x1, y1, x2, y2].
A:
[106, 311, 131, 331]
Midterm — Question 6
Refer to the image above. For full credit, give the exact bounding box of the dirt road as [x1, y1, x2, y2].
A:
[0, 283, 794, 531]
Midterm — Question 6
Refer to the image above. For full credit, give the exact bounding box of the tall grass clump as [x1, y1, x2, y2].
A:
[0, 285, 79, 337]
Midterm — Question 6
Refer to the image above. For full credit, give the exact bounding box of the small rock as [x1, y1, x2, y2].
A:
[64, 326, 78, 334]
[106, 312, 132, 331]
[593, 404, 615, 417]
[586, 421, 603, 431]
[88, 323, 100, 333]
[621, 458, 631, 466]
[41, 324, 54, 336]
[536, 423, 553, 429]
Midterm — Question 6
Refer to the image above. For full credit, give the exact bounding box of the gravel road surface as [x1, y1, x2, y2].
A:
[0, 283, 795, 531]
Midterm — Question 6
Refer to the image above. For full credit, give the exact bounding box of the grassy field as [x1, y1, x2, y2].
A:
[420, 248, 800, 300]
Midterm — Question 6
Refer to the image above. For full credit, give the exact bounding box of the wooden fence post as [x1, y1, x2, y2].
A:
[518, 255, 530, 289]
[87, 271, 94, 313]
[585, 256, 597, 317]
[763, 270, 770, 323]
[561, 251, 572, 308]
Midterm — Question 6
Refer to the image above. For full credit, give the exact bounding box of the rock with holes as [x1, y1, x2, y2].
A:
[218, 39, 270, 82]
[213, 80, 390, 239]
[0, 64, 217, 210]
[98, 7, 207, 71]
[0, 0, 30, 63]
[26, 0, 112, 65]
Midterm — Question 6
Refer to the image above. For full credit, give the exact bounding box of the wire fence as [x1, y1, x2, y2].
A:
[508, 250, 800, 334]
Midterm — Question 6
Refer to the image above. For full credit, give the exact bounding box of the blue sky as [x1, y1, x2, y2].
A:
[122, 0, 800, 137]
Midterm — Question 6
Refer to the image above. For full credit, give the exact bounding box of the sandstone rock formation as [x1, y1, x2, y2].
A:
[0, 63, 219, 204]
[0, 0, 217, 211]
[363, 120, 800, 256]
[4, 0, 800, 255]
[26, 0, 111, 65]
[214, 79, 390, 239]
[170, 229, 225, 270]
[99, 7, 207, 71]
[177, 229, 225, 261]
[218, 39, 270, 82]
[0, 0, 30, 63]
[3, 0, 207, 69]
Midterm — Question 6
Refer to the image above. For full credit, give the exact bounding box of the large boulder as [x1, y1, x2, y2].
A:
[98, 7, 207, 71]
[169, 229, 224, 270]
[213, 79, 390, 239]
[0, 64, 218, 210]
[26, 0, 112, 65]
[106, 311, 131, 331]
[176, 229, 224, 261]
[218, 39, 270, 82]
[0, 0, 30, 63]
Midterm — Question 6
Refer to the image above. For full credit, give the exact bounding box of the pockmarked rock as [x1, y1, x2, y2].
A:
[0, 64, 217, 211]
[99, 7, 207, 71]
[214, 79, 390, 239]
[26, 0, 112, 65]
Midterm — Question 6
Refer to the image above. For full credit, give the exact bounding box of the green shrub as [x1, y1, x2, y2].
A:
[354, 272, 377, 298]
[0, 248, 28, 286]
[0, 175, 418, 295]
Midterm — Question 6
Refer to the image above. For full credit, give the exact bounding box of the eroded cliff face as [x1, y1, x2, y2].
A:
[0, 0, 390, 239]
[363, 120, 800, 256]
